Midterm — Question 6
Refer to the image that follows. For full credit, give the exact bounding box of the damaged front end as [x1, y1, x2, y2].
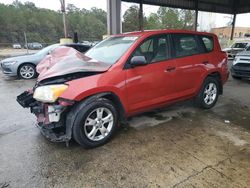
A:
[17, 89, 74, 143]
[16, 46, 111, 144]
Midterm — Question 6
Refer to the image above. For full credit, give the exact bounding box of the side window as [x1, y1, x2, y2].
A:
[201, 36, 214, 52]
[132, 35, 169, 64]
[172, 34, 200, 57]
[79, 46, 90, 53]
[140, 39, 153, 53]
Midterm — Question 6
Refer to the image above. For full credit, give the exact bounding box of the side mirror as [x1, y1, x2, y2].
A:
[130, 56, 147, 67]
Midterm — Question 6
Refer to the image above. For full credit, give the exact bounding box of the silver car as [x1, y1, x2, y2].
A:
[0, 43, 91, 79]
[231, 46, 250, 79]
[1, 44, 59, 79]
[223, 42, 250, 59]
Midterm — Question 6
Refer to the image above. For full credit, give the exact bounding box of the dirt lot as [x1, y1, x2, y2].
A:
[0, 66, 250, 188]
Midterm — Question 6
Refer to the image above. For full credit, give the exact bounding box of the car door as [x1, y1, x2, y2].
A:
[125, 35, 177, 113]
[171, 33, 209, 97]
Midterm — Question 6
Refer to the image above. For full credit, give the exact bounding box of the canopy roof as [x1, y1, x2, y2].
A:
[122, 0, 250, 14]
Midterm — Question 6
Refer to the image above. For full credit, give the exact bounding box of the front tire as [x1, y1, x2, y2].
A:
[72, 98, 118, 149]
[18, 64, 37, 79]
[195, 77, 219, 109]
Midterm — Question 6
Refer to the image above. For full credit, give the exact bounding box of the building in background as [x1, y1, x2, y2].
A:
[211, 26, 250, 39]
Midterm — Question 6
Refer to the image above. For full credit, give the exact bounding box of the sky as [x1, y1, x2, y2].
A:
[0, 0, 250, 29]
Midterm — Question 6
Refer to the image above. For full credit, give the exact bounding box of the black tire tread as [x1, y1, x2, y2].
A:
[72, 98, 118, 149]
[195, 76, 219, 109]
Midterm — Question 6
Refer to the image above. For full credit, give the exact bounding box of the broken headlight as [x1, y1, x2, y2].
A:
[33, 84, 68, 103]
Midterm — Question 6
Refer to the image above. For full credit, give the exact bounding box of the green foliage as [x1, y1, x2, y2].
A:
[122, 5, 140, 32]
[0, 2, 195, 44]
[123, 7, 195, 32]
[0, 1, 107, 44]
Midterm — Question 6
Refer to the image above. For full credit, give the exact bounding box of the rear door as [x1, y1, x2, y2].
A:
[125, 34, 177, 113]
[171, 33, 209, 97]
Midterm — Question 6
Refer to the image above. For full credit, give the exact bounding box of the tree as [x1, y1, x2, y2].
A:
[157, 7, 183, 29]
[145, 13, 161, 30]
[0, 2, 107, 44]
[180, 10, 195, 30]
[122, 5, 140, 32]
[122, 5, 147, 32]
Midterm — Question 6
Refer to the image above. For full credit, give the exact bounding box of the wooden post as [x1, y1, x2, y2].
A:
[60, 0, 68, 38]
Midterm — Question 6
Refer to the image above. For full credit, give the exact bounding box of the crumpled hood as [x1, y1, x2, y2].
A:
[36, 46, 111, 82]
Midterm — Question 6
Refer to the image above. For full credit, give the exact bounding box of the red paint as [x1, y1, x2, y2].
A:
[58, 30, 228, 117]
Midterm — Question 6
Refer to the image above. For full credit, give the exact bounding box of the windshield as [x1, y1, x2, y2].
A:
[246, 46, 250, 51]
[85, 36, 138, 64]
[231, 43, 247, 48]
[36, 44, 59, 56]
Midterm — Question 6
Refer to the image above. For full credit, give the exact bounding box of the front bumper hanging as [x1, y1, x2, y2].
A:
[17, 91, 73, 143]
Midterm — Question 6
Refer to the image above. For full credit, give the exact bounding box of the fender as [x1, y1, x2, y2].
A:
[195, 69, 223, 96]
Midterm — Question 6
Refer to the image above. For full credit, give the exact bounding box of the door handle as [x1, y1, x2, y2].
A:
[202, 61, 209, 65]
[165, 66, 176, 72]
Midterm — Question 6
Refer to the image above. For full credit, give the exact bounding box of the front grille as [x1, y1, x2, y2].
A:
[1, 66, 12, 72]
[231, 62, 250, 77]
[234, 63, 250, 68]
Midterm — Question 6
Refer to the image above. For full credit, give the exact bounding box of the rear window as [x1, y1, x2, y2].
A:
[232, 43, 247, 48]
[201, 36, 214, 52]
[172, 34, 200, 57]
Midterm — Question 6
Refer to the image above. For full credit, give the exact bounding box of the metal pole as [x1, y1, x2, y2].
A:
[107, 0, 121, 35]
[24, 32, 29, 54]
[139, 0, 143, 31]
[230, 14, 236, 40]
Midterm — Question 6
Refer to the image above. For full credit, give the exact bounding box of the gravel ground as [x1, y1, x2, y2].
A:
[0, 64, 250, 188]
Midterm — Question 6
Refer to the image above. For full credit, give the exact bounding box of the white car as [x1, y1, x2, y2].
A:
[231, 46, 250, 79]
[223, 42, 250, 59]
[12, 43, 22, 49]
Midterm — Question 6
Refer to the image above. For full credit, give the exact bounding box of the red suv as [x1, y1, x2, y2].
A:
[17, 30, 229, 148]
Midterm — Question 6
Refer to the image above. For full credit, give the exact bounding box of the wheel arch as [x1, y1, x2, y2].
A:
[65, 92, 127, 142]
[17, 62, 37, 76]
[206, 71, 223, 94]
[82, 92, 127, 124]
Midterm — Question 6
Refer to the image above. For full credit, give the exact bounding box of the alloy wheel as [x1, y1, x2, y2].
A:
[84, 107, 114, 141]
[19, 65, 35, 79]
[203, 83, 217, 105]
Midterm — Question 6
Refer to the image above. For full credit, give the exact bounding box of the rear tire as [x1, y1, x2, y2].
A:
[195, 77, 219, 109]
[72, 98, 118, 149]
